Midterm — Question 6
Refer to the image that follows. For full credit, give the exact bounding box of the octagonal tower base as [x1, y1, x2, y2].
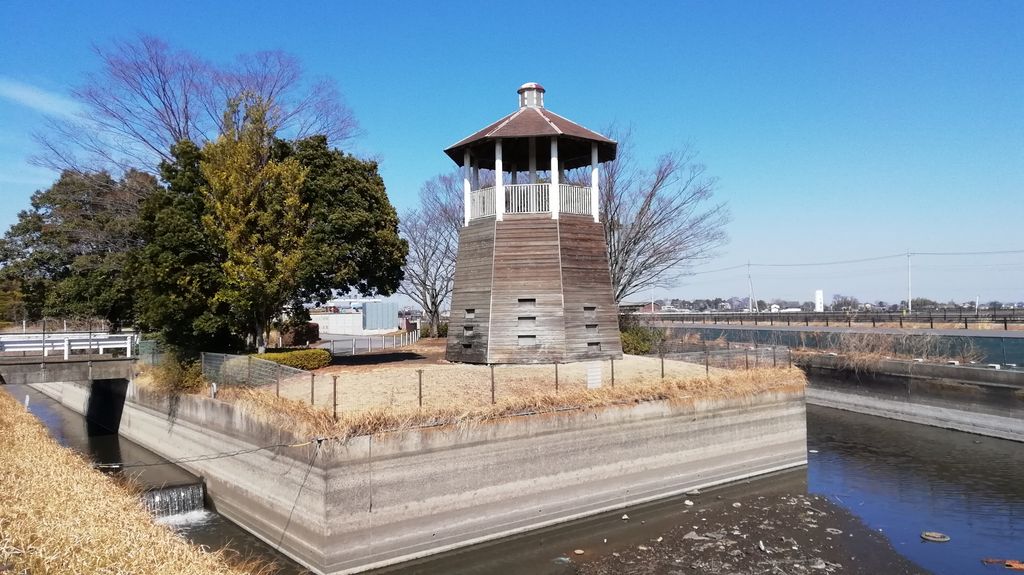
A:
[446, 213, 623, 364]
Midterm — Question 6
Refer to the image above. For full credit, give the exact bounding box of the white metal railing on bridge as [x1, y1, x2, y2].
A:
[505, 183, 549, 214]
[559, 184, 592, 215]
[0, 332, 136, 359]
[470, 187, 496, 219]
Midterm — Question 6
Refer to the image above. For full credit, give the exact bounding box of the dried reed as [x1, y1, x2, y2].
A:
[0, 391, 279, 575]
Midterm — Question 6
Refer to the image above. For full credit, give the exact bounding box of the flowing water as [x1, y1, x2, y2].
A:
[6, 380, 1023, 575]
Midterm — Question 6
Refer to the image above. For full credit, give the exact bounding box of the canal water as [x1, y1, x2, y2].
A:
[668, 325, 1024, 367]
[6, 383, 1023, 575]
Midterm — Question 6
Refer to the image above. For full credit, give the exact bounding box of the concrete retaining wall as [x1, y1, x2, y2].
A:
[31, 380, 806, 575]
[802, 356, 1024, 441]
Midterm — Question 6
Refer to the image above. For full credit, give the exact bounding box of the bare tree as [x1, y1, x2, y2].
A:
[34, 35, 358, 175]
[399, 173, 462, 337]
[597, 127, 729, 302]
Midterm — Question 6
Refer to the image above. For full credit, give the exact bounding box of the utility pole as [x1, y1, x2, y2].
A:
[747, 261, 756, 313]
[907, 250, 912, 313]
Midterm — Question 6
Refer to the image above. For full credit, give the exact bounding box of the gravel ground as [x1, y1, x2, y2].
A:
[279, 339, 716, 413]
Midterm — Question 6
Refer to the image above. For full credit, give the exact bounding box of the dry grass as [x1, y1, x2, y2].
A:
[790, 331, 984, 372]
[278, 343, 718, 415]
[218, 365, 806, 440]
[0, 391, 279, 575]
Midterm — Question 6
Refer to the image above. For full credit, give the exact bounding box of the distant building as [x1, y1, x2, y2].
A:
[814, 290, 824, 313]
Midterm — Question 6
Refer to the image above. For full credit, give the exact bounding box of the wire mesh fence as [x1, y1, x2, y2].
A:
[665, 346, 792, 370]
[200, 352, 307, 389]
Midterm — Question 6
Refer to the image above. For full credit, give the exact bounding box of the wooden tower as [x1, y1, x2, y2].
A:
[444, 83, 623, 364]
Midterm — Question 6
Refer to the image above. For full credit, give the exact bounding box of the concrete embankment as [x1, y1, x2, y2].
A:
[30, 377, 806, 575]
[801, 355, 1024, 441]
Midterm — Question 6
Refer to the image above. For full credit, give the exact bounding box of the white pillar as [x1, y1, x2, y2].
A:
[549, 137, 560, 219]
[495, 139, 504, 221]
[590, 143, 600, 222]
[463, 149, 472, 226]
[529, 137, 537, 183]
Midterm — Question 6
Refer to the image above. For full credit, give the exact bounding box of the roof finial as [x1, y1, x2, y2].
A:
[518, 82, 545, 108]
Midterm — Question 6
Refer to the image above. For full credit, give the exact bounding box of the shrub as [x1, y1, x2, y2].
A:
[151, 357, 207, 394]
[255, 348, 331, 370]
[620, 325, 664, 355]
[419, 322, 449, 339]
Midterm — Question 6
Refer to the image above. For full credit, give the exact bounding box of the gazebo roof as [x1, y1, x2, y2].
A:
[444, 84, 617, 170]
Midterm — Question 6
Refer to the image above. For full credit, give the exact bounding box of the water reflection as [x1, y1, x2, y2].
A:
[808, 405, 1024, 575]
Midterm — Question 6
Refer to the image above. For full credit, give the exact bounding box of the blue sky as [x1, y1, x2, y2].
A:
[1, 1, 1021, 305]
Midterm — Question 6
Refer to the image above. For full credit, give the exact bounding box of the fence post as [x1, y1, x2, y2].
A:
[352, 338, 356, 355]
[660, 349, 665, 379]
[247, 356, 252, 386]
[1005, 318, 1009, 331]
[331, 339, 336, 355]
[773, 347, 777, 367]
[63, 338, 70, 360]
[745, 349, 749, 370]
[490, 364, 495, 405]
[705, 350, 709, 376]
[310, 372, 315, 406]
[789, 349, 792, 368]
[417, 369, 423, 407]
[332, 375, 338, 421]
[276, 364, 281, 397]
[964, 318, 968, 330]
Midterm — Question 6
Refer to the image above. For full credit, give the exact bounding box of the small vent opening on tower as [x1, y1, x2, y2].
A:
[518, 298, 536, 308]
[518, 316, 536, 328]
[518, 335, 538, 347]
[465, 308, 475, 319]
[584, 305, 597, 319]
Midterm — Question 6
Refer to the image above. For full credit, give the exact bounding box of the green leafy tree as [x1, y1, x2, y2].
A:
[279, 135, 406, 303]
[133, 140, 238, 352]
[200, 98, 307, 352]
[0, 170, 152, 327]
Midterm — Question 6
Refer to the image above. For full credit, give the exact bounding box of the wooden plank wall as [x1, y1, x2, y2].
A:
[558, 215, 624, 361]
[447, 214, 622, 364]
[445, 218, 496, 363]
[487, 214, 567, 363]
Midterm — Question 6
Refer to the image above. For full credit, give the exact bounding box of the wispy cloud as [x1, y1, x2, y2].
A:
[0, 77, 80, 119]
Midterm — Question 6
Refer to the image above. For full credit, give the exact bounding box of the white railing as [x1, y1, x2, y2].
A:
[559, 184, 592, 215]
[505, 183, 549, 214]
[470, 187, 496, 219]
[467, 184, 594, 221]
[0, 332, 137, 359]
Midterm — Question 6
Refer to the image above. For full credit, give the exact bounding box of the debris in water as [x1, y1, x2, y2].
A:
[684, 499, 694, 506]
[621, 514, 629, 520]
[573, 549, 585, 555]
[921, 531, 950, 543]
[732, 502, 742, 508]
[825, 528, 843, 535]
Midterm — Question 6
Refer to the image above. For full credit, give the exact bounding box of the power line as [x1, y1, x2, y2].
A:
[687, 249, 1024, 276]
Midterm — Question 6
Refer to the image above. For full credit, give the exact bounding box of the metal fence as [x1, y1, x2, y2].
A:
[653, 309, 1024, 330]
[318, 331, 420, 356]
[200, 352, 307, 389]
[665, 346, 792, 371]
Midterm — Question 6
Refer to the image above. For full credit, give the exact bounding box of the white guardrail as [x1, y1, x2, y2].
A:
[0, 332, 137, 359]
